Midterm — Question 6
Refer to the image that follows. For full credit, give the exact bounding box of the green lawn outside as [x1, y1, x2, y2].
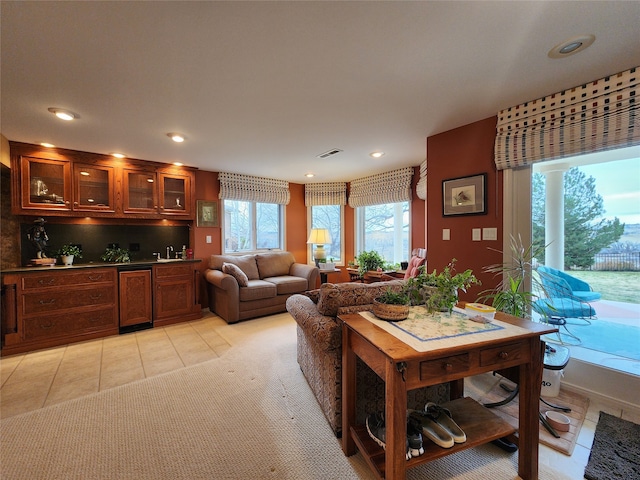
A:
[561, 270, 640, 304]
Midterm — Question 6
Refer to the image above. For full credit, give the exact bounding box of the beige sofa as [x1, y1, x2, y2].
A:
[205, 251, 318, 323]
[286, 281, 450, 436]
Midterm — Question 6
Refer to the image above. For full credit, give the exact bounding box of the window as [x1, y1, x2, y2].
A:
[223, 199, 283, 253]
[355, 201, 409, 264]
[309, 204, 343, 264]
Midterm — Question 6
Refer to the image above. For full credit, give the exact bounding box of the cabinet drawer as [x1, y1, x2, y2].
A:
[154, 264, 193, 278]
[23, 307, 117, 340]
[22, 285, 116, 315]
[420, 353, 470, 380]
[21, 269, 115, 290]
[480, 342, 529, 367]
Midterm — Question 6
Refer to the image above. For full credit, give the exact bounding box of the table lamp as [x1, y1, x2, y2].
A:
[307, 228, 332, 266]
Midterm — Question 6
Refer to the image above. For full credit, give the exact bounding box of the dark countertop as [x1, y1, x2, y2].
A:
[1, 258, 202, 274]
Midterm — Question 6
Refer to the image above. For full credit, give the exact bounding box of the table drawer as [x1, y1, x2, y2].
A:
[420, 353, 470, 380]
[480, 342, 529, 367]
[23, 307, 117, 340]
[21, 269, 115, 290]
[21, 285, 116, 315]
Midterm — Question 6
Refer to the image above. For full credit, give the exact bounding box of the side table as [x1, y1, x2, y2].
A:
[341, 310, 557, 480]
[318, 268, 341, 284]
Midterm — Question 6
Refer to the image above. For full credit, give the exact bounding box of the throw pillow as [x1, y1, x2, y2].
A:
[222, 262, 249, 287]
[303, 289, 321, 304]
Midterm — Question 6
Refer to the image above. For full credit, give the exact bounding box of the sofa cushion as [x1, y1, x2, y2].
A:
[263, 276, 308, 295]
[239, 280, 277, 301]
[222, 262, 249, 287]
[210, 255, 260, 280]
[317, 281, 405, 317]
[255, 251, 295, 278]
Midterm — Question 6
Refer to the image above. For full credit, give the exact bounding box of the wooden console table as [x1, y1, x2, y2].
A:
[341, 310, 557, 479]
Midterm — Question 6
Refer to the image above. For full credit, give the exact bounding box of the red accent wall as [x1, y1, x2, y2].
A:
[426, 116, 503, 302]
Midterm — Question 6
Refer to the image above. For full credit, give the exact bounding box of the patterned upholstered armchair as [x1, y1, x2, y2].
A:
[286, 280, 450, 437]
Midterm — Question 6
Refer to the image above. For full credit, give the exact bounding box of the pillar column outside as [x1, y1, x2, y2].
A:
[539, 164, 569, 270]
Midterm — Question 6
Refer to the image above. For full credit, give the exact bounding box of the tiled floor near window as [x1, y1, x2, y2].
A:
[1, 311, 639, 480]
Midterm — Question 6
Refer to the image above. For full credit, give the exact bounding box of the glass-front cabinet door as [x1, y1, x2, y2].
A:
[123, 169, 158, 214]
[158, 173, 191, 216]
[73, 163, 115, 212]
[20, 156, 72, 211]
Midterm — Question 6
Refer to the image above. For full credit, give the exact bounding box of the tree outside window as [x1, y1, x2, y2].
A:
[357, 202, 409, 265]
[223, 199, 283, 252]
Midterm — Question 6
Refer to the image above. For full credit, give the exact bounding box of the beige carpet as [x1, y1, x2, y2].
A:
[1, 313, 574, 479]
[466, 371, 590, 456]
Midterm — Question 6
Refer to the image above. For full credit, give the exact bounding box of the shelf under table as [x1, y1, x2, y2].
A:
[351, 396, 517, 479]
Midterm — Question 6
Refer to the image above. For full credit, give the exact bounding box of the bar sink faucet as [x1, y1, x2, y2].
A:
[166, 246, 174, 259]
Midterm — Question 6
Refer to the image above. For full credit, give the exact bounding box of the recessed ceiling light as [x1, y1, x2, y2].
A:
[305, 173, 315, 178]
[548, 35, 595, 59]
[40, 143, 55, 148]
[80, 171, 90, 176]
[111, 152, 126, 159]
[167, 133, 186, 143]
[47, 107, 78, 121]
[370, 151, 385, 158]
[173, 162, 184, 167]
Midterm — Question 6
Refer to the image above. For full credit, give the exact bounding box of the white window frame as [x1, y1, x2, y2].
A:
[222, 199, 285, 254]
[355, 201, 410, 264]
[307, 204, 345, 265]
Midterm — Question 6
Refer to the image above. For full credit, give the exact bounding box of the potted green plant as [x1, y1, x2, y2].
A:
[57, 244, 82, 266]
[356, 250, 385, 276]
[100, 246, 131, 263]
[405, 258, 480, 313]
[372, 287, 410, 321]
[476, 235, 547, 318]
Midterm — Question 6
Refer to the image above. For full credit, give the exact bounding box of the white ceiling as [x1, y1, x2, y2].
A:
[2, 1, 639, 183]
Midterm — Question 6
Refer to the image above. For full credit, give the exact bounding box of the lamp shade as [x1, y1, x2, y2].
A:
[307, 228, 332, 245]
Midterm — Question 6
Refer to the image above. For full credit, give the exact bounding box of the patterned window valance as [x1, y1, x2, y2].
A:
[348, 167, 414, 207]
[305, 182, 347, 206]
[416, 160, 427, 200]
[218, 172, 290, 205]
[495, 67, 639, 170]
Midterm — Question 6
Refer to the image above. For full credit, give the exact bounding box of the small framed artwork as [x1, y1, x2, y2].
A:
[197, 200, 219, 227]
[442, 173, 487, 216]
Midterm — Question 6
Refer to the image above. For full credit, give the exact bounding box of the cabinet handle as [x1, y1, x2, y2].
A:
[38, 278, 56, 286]
[88, 274, 103, 281]
[40, 320, 55, 329]
[74, 201, 78, 206]
[89, 294, 103, 300]
[39, 298, 56, 305]
[499, 351, 509, 360]
[444, 363, 453, 371]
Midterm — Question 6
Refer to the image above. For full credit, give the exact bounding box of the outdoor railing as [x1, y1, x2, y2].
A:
[590, 252, 640, 271]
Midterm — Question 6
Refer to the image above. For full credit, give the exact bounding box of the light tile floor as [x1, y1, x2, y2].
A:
[1, 310, 639, 480]
[0, 314, 231, 418]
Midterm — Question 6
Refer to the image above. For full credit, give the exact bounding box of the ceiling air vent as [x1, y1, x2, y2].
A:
[316, 148, 343, 159]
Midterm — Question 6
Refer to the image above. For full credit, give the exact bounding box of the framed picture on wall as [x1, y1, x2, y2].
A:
[197, 200, 219, 227]
[442, 173, 487, 216]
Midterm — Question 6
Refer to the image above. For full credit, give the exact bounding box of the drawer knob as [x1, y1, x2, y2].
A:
[88, 274, 103, 281]
[444, 363, 453, 371]
[499, 351, 509, 360]
[38, 278, 56, 286]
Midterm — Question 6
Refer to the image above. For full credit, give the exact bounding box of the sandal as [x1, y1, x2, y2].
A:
[424, 402, 467, 444]
[408, 410, 454, 448]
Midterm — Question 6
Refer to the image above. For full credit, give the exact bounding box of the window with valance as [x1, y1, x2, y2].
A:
[304, 182, 347, 206]
[494, 67, 639, 170]
[348, 166, 414, 207]
[218, 172, 290, 204]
